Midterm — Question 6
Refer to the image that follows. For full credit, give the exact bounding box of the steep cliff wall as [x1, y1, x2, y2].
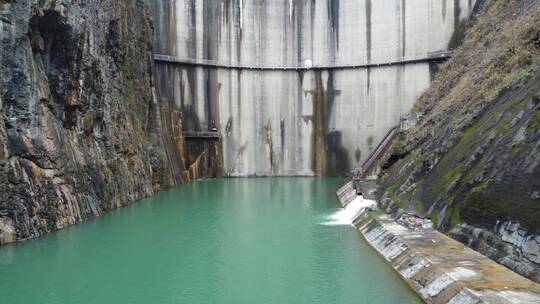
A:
[378, 0, 540, 282]
[152, 0, 477, 176]
[0, 0, 186, 244]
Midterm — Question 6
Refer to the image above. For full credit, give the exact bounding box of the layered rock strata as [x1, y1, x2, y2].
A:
[0, 0, 188, 244]
[378, 0, 540, 281]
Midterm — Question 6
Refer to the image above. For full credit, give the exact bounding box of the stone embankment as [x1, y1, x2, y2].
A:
[337, 182, 540, 304]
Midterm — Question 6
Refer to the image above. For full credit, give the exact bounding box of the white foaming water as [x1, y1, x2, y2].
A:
[322, 196, 377, 226]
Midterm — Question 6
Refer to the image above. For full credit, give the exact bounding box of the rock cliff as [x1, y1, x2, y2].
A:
[378, 0, 540, 282]
[0, 0, 188, 244]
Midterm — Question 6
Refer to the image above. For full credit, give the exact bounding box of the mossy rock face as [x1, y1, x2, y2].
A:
[461, 177, 540, 234]
[528, 106, 540, 129]
[378, 0, 540, 238]
[381, 0, 540, 281]
[382, 73, 540, 232]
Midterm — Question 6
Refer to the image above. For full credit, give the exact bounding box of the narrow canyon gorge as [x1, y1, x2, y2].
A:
[0, 0, 539, 303]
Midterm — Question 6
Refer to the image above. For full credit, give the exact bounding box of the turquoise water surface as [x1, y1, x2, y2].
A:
[0, 178, 420, 303]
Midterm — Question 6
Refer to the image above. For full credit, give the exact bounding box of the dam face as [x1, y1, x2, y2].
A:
[151, 0, 476, 176]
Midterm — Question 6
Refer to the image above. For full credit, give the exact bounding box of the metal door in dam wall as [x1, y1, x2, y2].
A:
[151, 0, 477, 176]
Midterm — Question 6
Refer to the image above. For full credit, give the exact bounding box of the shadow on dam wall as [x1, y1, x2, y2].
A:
[150, 0, 478, 177]
[153, 63, 223, 181]
[311, 70, 350, 176]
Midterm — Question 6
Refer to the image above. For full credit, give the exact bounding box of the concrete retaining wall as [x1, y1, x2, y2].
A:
[356, 216, 540, 303]
[335, 182, 540, 304]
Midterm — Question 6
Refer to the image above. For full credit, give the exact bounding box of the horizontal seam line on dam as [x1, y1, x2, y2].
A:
[153, 52, 451, 71]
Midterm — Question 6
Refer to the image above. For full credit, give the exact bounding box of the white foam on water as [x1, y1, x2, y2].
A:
[321, 196, 377, 226]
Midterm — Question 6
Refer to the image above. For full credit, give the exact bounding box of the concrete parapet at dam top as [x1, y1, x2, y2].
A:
[152, 0, 477, 68]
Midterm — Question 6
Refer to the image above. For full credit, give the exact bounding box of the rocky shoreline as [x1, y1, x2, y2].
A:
[376, 0, 540, 282]
[337, 182, 540, 304]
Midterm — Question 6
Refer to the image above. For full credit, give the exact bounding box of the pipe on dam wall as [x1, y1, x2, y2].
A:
[150, 0, 477, 177]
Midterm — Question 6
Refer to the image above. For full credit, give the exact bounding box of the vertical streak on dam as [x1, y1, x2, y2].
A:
[151, 0, 476, 177]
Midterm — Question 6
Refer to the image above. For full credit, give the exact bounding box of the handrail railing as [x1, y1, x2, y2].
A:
[361, 126, 400, 178]
[183, 131, 220, 139]
[153, 51, 451, 71]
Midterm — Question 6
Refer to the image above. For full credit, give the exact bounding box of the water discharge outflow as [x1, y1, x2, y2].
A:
[323, 196, 376, 226]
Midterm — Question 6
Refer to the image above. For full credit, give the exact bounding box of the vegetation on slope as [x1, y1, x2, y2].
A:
[378, 0, 540, 281]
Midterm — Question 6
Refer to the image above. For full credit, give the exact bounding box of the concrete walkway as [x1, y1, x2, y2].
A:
[361, 215, 540, 304]
[336, 183, 540, 304]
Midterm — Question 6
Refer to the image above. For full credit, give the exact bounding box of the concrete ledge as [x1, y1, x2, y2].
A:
[358, 216, 540, 304]
[335, 182, 540, 303]
[336, 180, 357, 207]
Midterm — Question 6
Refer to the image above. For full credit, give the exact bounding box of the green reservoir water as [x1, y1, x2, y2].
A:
[0, 178, 420, 304]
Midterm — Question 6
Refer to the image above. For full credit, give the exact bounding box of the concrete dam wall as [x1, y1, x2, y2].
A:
[151, 0, 477, 176]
